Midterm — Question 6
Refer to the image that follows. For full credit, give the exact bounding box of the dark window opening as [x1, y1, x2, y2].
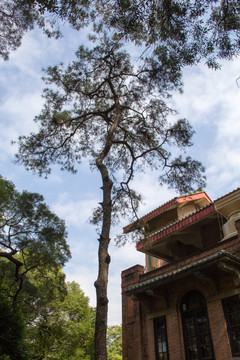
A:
[154, 316, 169, 360]
[181, 291, 215, 360]
[222, 295, 240, 356]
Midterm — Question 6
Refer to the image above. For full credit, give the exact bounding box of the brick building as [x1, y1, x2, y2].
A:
[122, 189, 240, 360]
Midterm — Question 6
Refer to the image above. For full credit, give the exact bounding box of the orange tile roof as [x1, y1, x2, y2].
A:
[123, 192, 211, 233]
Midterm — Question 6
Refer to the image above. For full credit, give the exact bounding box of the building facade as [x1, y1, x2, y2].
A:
[122, 189, 240, 360]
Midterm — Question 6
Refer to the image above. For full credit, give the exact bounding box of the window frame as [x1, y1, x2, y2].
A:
[222, 294, 240, 357]
[154, 315, 169, 360]
[181, 291, 215, 360]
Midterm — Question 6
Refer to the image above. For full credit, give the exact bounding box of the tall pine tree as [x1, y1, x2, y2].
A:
[16, 35, 205, 359]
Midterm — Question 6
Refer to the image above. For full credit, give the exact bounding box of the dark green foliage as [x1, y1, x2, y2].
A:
[0, 262, 95, 359]
[0, 292, 27, 360]
[2, 0, 240, 69]
[25, 0, 91, 27]
[0, 0, 36, 60]
[0, 175, 70, 307]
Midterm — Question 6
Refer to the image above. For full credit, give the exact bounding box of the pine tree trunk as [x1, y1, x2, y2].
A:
[94, 162, 113, 360]
[94, 83, 121, 360]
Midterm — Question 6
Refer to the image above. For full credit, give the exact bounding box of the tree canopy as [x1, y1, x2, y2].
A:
[0, 262, 95, 359]
[0, 175, 70, 308]
[0, 176, 94, 359]
[2, 0, 240, 70]
[16, 36, 205, 193]
[25, 281, 95, 360]
[2, 0, 240, 72]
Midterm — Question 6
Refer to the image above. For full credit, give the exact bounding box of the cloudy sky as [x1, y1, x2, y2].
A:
[0, 23, 240, 325]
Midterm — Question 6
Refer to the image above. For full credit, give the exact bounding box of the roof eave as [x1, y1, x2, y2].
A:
[123, 192, 212, 234]
[137, 203, 215, 252]
[125, 250, 240, 296]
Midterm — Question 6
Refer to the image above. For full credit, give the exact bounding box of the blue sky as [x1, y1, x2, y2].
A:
[0, 23, 240, 325]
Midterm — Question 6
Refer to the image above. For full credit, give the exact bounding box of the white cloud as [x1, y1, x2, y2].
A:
[168, 58, 240, 200]
[65, 263, 97, 307]
[173, 59, 240, 125]
[52, 193, 99, 228]
[131, 172, 178, 215]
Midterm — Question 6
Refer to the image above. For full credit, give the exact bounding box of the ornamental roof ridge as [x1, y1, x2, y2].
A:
[123, 191, 210, 233]
[123, 196, 178, 233]
[146, 202, 214, 240]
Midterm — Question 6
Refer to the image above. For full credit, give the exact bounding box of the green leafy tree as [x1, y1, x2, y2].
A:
[0, 175, 70, 308]
[26, 281, 94, 360]
[0, 175, 71, 358]
[107, 325, 122, 360]
[16, 34, 205, 360]
[0, 258, 94, 359]
[0, 176, 95, 358]
[0, 291, 27, 360]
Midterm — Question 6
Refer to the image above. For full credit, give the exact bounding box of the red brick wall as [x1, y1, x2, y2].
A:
[167, 311, 183, 360]
[121, 219, 240, 360]
[207, 299, 232, 359]
[122, 267, 240, 359]
[122, 265, 144, 360]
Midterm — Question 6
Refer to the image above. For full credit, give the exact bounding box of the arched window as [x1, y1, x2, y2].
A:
[181, 291, 215, 360]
